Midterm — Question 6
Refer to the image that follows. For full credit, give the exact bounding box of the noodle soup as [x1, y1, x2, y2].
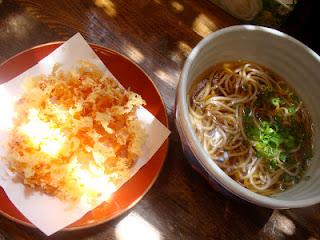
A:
[188, 61, 313, 195]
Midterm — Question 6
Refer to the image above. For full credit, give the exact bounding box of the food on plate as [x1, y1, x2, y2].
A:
[188, 61, 313, 195]
[5, 61, 146, 203]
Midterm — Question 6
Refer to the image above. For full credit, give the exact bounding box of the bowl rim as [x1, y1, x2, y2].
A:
[178, 25, 320, 209]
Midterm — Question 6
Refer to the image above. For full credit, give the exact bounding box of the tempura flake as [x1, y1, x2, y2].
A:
[5, 61, 146, 203]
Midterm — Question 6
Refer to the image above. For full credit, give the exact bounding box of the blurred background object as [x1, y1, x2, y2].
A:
[281, 0, 320, 54]
[209, 0, 298, 28]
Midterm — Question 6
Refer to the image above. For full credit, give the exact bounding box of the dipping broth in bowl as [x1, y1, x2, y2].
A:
[188, 61, 313, 196]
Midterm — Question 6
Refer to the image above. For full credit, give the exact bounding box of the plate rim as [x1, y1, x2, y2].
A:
[0, 41, 170, 231]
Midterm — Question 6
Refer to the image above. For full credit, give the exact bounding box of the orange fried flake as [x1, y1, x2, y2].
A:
[5, 61, 146, 203]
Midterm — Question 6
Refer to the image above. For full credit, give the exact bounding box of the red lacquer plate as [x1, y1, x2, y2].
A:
[0, 42, 169, 230]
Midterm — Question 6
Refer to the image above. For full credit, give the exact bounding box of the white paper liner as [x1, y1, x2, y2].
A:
[0, 33, 170, 235]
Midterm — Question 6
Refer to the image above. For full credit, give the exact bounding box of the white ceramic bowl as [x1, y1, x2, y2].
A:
[176, 25, 320, 209]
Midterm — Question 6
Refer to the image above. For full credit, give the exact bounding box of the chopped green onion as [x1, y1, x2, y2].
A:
[271, 97, 282, 107]
[288, 106, 296, 113]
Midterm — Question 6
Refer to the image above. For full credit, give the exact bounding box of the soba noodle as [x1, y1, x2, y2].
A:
[188, 61, 313, 195]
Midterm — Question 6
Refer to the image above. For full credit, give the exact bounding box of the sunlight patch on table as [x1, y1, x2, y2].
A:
[192, 14, 217, 38]
[155, 69, 179, 88]
[178, 41, 192, 57]
[123, 44, 145, 64]
[262, 210, 296, 237]
[5, 14, 30, 39]
[169, 41, 192, 64]
[273, 211, 296, 236]
[94, 0, 117, 17]
[171, 1, 184, 12]
[115, 212, 161, 240]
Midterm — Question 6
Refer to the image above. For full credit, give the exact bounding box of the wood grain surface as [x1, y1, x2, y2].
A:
[0, 0, 319, 239]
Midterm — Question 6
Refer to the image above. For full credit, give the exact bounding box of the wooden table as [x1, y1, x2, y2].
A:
[0, 0, 319, 239]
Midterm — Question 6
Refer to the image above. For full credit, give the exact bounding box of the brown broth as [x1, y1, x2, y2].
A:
[188, 60, 313, 195]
